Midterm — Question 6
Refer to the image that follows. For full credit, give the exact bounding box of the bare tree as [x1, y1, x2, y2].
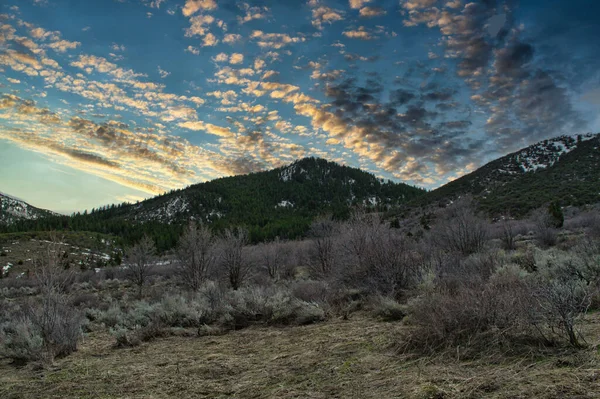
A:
[365, 229, 420, 298]
[501, 217, 517, 251]
[342, 209, 381, 271]
[176, 221, 215, 291]
[308, 217, 339, 278]
[432, 197, 489, 255]
[33, 233, 74, 295]
[533, 266, 591, 348]
[125, 236, 156, 297]
[219, 227, 251, 290]
[532, 208, 558, 247]
[257, 237, 289, 280]
[14, 234, 83, 364]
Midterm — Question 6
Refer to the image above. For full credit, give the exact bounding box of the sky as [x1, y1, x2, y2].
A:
[1, 0, 599, 214]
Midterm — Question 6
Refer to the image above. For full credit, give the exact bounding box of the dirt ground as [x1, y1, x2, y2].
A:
[2, 313, 600, 399]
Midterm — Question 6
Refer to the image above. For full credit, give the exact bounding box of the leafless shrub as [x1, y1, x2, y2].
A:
[531, 249, 595, 347]
[219, 228, 252, 290]
[401, 264, 538, 355]
[33, 235, 75, 295]
[364, 230, 421, 298]
[369, 296, 406, 321]
[431, 197, 489, 255]
[402, 242, 597, 355]
[307, 217, 340, 278]
[532, 208, 558, 247]
[255, 237, 291, 280]
[500, 218, 517, 250]
[176, 222, 216, 291]
[291, 280, 330, 304]
[576, 211, 600, 238]
[0, 293, 83, 364]
[0, 235, 83, 365]
[335, 211, 423, 298]
[571, 238, 600, 286]
[125, 236, 156, 297]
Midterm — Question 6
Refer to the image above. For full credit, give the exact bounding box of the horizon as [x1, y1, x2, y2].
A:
[1, 0, 599, 213]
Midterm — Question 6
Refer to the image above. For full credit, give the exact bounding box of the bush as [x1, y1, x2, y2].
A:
[431, 197, 489, 255]
[532, 208, 559, 247]
[176, 222, 216, 291]
[370, 296, 406, 321]
[307, 218, 340, 278]
[218, 228, 252, 290]
[95, 283, 326, 346]
[125, 236, 156, 297]
[111, 320, 168, 348]
[0, 316, 45, 364]
[0, 295, 83, 364]
[401, 244, 596, 355]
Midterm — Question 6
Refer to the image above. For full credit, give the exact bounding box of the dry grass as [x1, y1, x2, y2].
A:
[2, 312, 600, 399]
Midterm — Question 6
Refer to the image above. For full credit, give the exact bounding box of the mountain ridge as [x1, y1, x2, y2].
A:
[0, 157, 425, 248]
[0, 193, 58, 225]
[2, 133, 599, 248]
[419, 132, 600, 215]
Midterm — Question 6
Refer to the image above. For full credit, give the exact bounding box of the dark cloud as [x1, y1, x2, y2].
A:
[494, 42, 534, 77]
[68, 116, 190, 176]
[389, 89, 416, 106]
[61, 148, 120, 169]
[422, 89, 456, 102]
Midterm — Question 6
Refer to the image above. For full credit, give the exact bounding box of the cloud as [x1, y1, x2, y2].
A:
[223, 33, 242, 44]
[343, 28, 375, 40]
[202, 33, 218, 46]
[250, 30, 305, 49]
[178, 120, 235, 137]
[157, 66, 170, 78]
[310, 3, 344, 30]
[111, 43, 126, 52]
[237, 3, 268, 24]
[359, 7, 386, 18]
[349, 0, 371, 9]
[47, 39, 80, 53]
[185, 14, 215, 37]
[185, 45, 200, 55]
[182, 0, 217, 17]
[229, 53, 244, 65]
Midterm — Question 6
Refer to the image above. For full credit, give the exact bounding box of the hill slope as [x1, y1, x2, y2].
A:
[422, 133, 600, 215]
[0, 193, 57, 225]
[1, 158, 425, 249]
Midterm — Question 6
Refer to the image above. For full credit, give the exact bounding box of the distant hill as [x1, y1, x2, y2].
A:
[420, 133, 600, 215]
[5, 133, 599, 250]
[0, 193, 57, 225]
[1, 157, 425, 250]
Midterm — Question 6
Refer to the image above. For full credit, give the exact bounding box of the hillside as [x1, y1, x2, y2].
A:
[1, 158, 425, 249]
[0, 193, 57, 225]
[420, 133, 600, 215]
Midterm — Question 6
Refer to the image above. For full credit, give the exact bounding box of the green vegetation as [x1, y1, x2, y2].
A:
[1, 158, 425, 251]
[415, 134, 600, 217]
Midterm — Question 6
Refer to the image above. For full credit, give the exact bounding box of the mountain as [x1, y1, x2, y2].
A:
[1, 157, 426, 249]
[0, 192, 57, 225]
[420, 133, 600, 215]
[4, 133, 598, 250]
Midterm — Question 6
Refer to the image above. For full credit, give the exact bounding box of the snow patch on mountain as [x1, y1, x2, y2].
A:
[134, 196, 190, 224]
[514, 134, 594, 173]
[0, 193, 56, 225]
[276, 200, 294, 208]
[279, 161, 310, 182]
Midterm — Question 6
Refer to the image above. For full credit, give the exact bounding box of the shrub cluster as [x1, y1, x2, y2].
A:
[85, 283, 325, 347]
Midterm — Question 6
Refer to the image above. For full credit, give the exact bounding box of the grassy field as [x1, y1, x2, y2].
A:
[0, 231, 120, 277]
[2, 313, 600, 399]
